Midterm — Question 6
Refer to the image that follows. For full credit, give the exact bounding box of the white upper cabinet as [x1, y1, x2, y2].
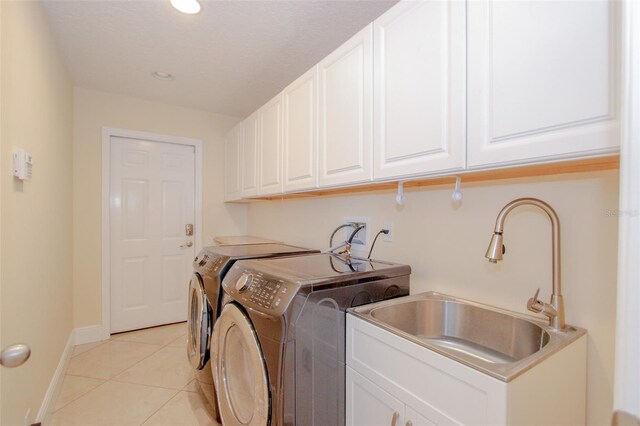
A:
[258, 94, 283, 196]
[318, 24, 373, 187]
[373, 0, 466, 180]
[224, 0, 621, 199]
[223, 123, 242, 201]
[467, 0, 620, 168]
[241, 110, 260, 197]
[283, 66, 319, 192]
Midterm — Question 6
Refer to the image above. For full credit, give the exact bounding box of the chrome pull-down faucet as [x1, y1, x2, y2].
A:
[485, 197, 566, 331]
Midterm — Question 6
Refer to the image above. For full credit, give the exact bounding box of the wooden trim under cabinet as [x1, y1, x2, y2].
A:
[231, 155, 619, 202]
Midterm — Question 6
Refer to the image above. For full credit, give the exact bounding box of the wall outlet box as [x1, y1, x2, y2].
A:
[383, 222, 394, 242]
[343, 217, 370, 246]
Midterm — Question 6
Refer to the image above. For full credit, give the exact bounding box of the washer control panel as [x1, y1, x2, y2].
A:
[224, 266, 297, 316]
[194, 252, 228, 275]
[235, 273, 253, 293]
[248, 276, 282, 309]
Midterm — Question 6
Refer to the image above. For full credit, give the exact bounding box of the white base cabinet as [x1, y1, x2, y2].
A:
[346, 368, 405, 426]
[346, 314, 587, 426]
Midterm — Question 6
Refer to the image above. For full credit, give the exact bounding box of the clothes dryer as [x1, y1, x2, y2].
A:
[211, 253, 410, 425]
[187, 244, 319, 418]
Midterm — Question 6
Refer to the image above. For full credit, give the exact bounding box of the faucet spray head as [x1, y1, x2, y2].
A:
[485, 232, 504, 263]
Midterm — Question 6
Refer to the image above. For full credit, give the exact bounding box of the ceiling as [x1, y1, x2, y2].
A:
[42, 0, 397, 118]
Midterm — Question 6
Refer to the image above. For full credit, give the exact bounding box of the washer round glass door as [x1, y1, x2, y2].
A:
[187, 273, 211, 370]
[212, 303, 269, 426]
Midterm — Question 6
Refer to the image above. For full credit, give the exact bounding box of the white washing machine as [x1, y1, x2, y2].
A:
[187, 244, 319, 419]
[211, 253, 411, 425]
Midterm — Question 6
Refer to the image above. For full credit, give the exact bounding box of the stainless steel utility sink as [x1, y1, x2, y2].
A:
[349, 292, 586, 381]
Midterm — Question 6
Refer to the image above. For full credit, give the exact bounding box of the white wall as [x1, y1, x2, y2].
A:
[73, 88, 243, 329]
[0, 1, 74, 424]
[246, 170, 619, 426]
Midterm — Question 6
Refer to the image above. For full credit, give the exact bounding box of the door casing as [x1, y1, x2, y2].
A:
[101, 127, 203, 339]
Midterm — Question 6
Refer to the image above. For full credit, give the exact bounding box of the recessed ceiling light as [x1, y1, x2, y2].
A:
[152, 71, 175, 81]
[170, 0, 201, 15]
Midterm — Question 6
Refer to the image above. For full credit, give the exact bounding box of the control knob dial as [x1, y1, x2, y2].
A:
[235, 273, 253, 293]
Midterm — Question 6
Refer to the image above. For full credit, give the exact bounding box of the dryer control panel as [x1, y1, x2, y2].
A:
[222, 265, 298, 316]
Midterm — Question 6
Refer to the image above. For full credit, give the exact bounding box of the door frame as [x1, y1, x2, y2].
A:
[614, 0, 640, 417]
[101, 127, 203, 339]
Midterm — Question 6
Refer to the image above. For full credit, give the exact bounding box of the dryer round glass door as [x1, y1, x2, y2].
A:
[187, 273, 211, 370]
[212, 303, 269, 426]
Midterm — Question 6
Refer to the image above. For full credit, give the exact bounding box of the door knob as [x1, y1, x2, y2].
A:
[180, 241, 193, 248]
[0, 343, 31, 368]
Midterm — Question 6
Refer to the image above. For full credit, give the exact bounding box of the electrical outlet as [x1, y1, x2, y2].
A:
[343, 217, 370, 246]
[383, 222, 394, 242]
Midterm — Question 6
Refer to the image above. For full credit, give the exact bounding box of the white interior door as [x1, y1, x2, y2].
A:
[110, 137, 195, 333]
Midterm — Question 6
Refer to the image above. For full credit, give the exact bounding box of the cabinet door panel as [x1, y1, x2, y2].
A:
[283, 66, 318, 192]
[258, 95, 283, 195]
[347, 314, 507, 425]
[346, 367, 404, 426]
[467, 0, 620, 167]
[405, 406, 437, 426]
[241, 111, 259, 197]
[223, 124, 241, 201]
[319, 24, 373, 187]
[374, 0, 465, 179]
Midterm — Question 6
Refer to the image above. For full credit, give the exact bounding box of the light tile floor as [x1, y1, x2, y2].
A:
[51, 322, 221, 426]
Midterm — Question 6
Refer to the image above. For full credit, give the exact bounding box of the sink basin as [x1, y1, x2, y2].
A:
[370, 298, 550, 363]
[349, 292, 585, 381]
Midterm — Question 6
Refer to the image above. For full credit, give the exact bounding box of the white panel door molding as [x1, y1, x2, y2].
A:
[373, 0, 466, 180]
[319, 24, 373, 187]
[467, 0, 620, 167]
[103, 129, 201, 336]
[283, 66, 319, 192]
[241, 112, 259, 197]
[258, 94, 283, 196]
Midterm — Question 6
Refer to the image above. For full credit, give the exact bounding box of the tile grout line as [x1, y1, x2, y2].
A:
[70, 339, 110, 359]
[65, 372, 109, 380]
[138, 388, 183, 425]
[104, 332, 189, 390]
[57, 325, 189, 424]
[110, 377, 193, 392]
[67, 337, 178, 384]
[51, 378, 110, 414]
[108, 343, 167, 382]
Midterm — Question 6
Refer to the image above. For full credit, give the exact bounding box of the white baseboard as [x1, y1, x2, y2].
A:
[73, 325, 108, 345]
[35, 332, 74, 425]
